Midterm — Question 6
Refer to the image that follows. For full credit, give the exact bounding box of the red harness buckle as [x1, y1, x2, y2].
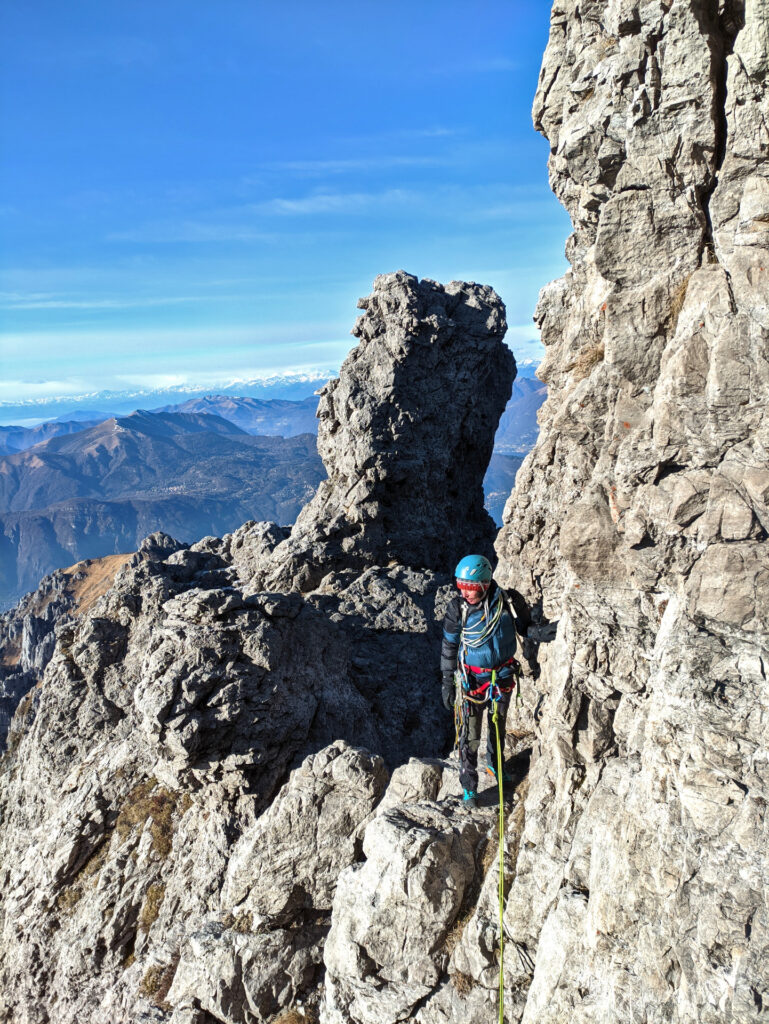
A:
[464, 655, 519, 676]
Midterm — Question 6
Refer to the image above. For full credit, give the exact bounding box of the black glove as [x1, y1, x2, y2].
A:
[529, 621, 557, 643]
[441, 674, 455, 711]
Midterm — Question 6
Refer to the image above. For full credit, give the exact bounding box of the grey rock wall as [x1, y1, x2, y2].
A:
[0, 554, 133, 754]
[492, 0, 769, 1021]
[2, 1, 767, 1019]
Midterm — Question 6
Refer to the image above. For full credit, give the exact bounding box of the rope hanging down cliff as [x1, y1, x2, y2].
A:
[440, 555, 532, 1022]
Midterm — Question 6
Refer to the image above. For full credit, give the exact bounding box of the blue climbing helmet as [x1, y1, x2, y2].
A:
[455, 556, 492, 603]
[455, 555, 493, 583]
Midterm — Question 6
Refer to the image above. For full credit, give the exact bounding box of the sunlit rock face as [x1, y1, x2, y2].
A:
[493, 1, 769, 1021]
[3, 1, 769, 1019]
[260, 270, 514, 592]
[0, 551, 135, 754]
[0, 272, 513, 1024]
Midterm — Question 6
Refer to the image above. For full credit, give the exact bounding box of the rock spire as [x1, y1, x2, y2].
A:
[261, 270, 513, 591]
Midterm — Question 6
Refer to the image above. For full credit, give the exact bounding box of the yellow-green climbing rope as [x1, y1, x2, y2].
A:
[492, 670, 505, 1024]
[454, 663, 508, 1022]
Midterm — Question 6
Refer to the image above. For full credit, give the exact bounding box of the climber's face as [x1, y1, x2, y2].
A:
[456, 580, 489, 605]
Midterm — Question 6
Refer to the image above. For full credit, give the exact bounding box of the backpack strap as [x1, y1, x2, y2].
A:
[498, 588, 525, 706]
[498, 589, 523, 649]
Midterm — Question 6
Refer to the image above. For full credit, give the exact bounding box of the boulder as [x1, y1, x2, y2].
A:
[322, 801, 485, 1024]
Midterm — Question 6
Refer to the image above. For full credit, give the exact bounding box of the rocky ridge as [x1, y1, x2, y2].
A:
[1, 2, 767, 1021]
[0, 272, 523, 1024]
[0, 416, 324, 608]
[0, 553, 132, 754]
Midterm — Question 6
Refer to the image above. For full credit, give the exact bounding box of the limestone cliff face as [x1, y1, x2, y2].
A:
[2, 5, 768, 1023]
[494, 1, 769, 1020]
[0, 554, 132, 753]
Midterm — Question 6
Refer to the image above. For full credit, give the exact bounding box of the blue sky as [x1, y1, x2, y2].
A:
[0, 0, 569, 404]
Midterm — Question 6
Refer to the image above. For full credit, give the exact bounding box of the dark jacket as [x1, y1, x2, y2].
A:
[440, 581, 532, 685]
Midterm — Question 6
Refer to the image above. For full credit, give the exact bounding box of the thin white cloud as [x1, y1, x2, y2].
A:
[473, 200, 562, 220]
[0, 294, 214, 311]
[109, 363, 340, 390]
[430, 57, 519, 75]
[0, 321, 350, 357]
[0, 378, 95, 401]
[106, 190, 419, 242]
[253, 189, 414, 216]
[108, 223, 279, 244]
[251, 184, 547, 219]
[407, 127, 458, 138]
[504, 325, 541, 343]
[330, 125, 462, 149]
[98, 181, 559, 245]
[264, 155, 445, 177]
[0, 361, 345, 406]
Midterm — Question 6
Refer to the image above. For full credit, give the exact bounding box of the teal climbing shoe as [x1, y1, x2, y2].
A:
[486, 764, 514, 784]
[462, 788, 478, 809]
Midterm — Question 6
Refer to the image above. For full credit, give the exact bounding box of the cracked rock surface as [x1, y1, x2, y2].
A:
[2, 1, 768, 1020]
[0, 552, 135, 754]
[494, 1, 769, 1021]
[0, 274, 512, 1024]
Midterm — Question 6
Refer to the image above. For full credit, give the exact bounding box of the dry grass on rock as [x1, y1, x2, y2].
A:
[139, 954, 179, 1010]
[233, 911, 253, 933]
[116, 778, 178, 858]
[65, 554, 132, 617]
[139, 882, 166, 932]
[451, 970, 475, 996]
[570, 342, 605, 380]
[55, 885, 83, 913]
[443, 907, 474, 956]
[669, 272, 694, 331]
[273, 1010, 318, 1024]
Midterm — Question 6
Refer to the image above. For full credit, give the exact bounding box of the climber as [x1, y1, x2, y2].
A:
[440, 554, 532, 809]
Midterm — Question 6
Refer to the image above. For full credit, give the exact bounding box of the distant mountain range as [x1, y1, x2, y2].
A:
[0, 376, 545, 456]
[0, 370, 337, 424]
[0, 419, 103, 456]
[0, 360, 541, 426]
[484, 453, 525, 525]
[0, 368, 545, 608]
[0, 411, 252, 513]
[0, 409, 324, 607]
[159, 395, 320, 436]
[495, 376, 546, 454]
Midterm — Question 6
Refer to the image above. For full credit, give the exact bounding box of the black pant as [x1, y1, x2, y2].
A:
[458, 694, 510, 793]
